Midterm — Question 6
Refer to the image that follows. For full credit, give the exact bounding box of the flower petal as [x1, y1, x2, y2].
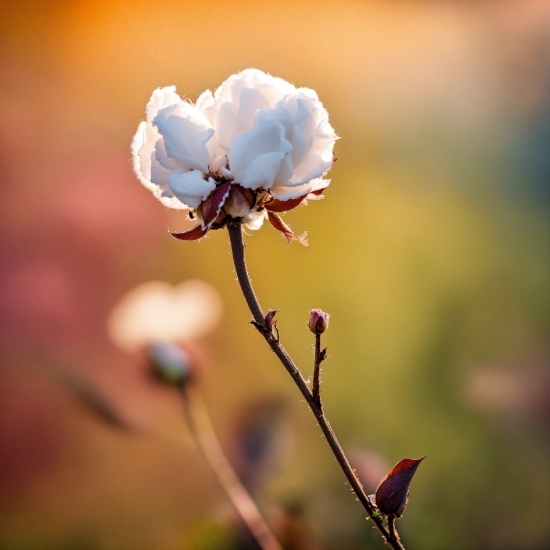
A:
[229, 120, 292, 190]
[270, 178, 330, 201]
[213, 68, 295, 150]
[242, 210, 268, 231]
[154, 103, 216, 173]
[131, 88, 190, 210]
[168, 170, 216, 209]
[273, 90, 337, 187]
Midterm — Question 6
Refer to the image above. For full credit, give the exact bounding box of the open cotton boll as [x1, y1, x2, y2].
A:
[132, 69, 337, 242]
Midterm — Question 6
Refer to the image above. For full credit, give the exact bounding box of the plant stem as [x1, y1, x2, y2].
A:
[227, 221, 405, 550]
[388, 515, 401, 546]
[181, 384, 282, 550]
[312, 333, 322, 409]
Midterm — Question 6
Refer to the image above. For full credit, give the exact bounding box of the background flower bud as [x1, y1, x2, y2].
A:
[308, 308, 330, 334]
[149, 341, 192, 386]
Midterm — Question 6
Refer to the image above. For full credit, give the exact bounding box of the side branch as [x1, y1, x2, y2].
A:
[312, 333, 323, 409]
[227, 222, 404, 550]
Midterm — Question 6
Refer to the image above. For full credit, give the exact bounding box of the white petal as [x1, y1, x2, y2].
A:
[132, 87, 190, 210]
[229, 121, 292, 190]
[215, 101, 238, 152]
[210, 154, 228, 173]
[271, 178, 330, 201]
[213, 69, 296, 150]
[196, 89, 216, 125]
[133, 87, 182, 182]
[132, 121, 189, 209]
[168, 170, 217, 209]
[154, 103, 216, 173]
[107, 280, 223, 351]
[242, 210, 268, 231]
[276, 89, 338, 186]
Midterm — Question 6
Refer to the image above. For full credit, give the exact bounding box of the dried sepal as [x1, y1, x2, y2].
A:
[170, 224, 208, 241]
[251, 309, 279, 340]
[197, 181, 232, 229]
[265, 193, 309, 213]
[267, 211, 308, 246]
[264, 309, 278, 331]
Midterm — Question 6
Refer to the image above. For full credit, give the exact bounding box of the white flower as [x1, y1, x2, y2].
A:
[132, 69, 338, 243]
[107, 280, 223, 352]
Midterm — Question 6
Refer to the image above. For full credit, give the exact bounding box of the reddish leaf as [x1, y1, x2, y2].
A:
[374, 457, 425, 517]
[267, 211, 308, 246]
[169, 224, 208, 241]
[309, 185, 328, 197]
[199, 181, 231, 228]
[265, 193, 309, 212]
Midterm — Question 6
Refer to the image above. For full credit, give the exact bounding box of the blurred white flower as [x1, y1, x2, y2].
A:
[107, 280, 223, 352]
[132, 69, 337, 243]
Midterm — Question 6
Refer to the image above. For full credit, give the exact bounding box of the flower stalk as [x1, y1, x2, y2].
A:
[227, 221, 405, 550]
[181, 384, 282, 550]
[312, 333, 324, 410]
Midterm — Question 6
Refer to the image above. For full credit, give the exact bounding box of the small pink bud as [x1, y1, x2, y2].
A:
[308, 308, 330, 334]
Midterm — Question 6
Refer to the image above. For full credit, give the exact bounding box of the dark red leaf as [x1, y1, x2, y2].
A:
[169, 224, 208, 241]
[265, 193, 309, 212]
[309, 186, 328, 197]
[267, 211, 308, 246]
[199, 181, 231, 228]
[374, 456, 425, 517]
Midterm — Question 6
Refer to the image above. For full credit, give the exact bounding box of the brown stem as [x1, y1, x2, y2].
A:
[388, 516, 401, 545]
[312, 333, 322, 409]
[182, 385, 282, 550]
[227, 221, 405, 550]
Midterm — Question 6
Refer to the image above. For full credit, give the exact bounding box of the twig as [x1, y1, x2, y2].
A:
[312, 333, 323, 410]
[181, 385, 282, 550]
[388, 516, 401, 546]
[227, 221, 405, 550]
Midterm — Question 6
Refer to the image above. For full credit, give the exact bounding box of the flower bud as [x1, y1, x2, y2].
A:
[223, 184, 256, 218]
[372, 457, 425, 518]
[308, 308, 329, 334]
[148, 341, 192, 386]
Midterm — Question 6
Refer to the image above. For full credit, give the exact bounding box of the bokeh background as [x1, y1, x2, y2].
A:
[1, 1, 549, 549]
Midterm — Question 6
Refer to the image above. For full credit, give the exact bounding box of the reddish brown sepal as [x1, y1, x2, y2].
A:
[169, 224, 208, 241]
[374, 456, 425, 517]
[332, 157, 338, 163]
[309, 186, 327, 197]
[199, 181, 231, 228]
[264, 310, 278, 331]
[267, 211, 308, 246]
[265, 193, 309, 212]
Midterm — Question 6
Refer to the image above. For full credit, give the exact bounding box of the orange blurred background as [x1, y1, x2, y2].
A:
[1, 1, 549, 549]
